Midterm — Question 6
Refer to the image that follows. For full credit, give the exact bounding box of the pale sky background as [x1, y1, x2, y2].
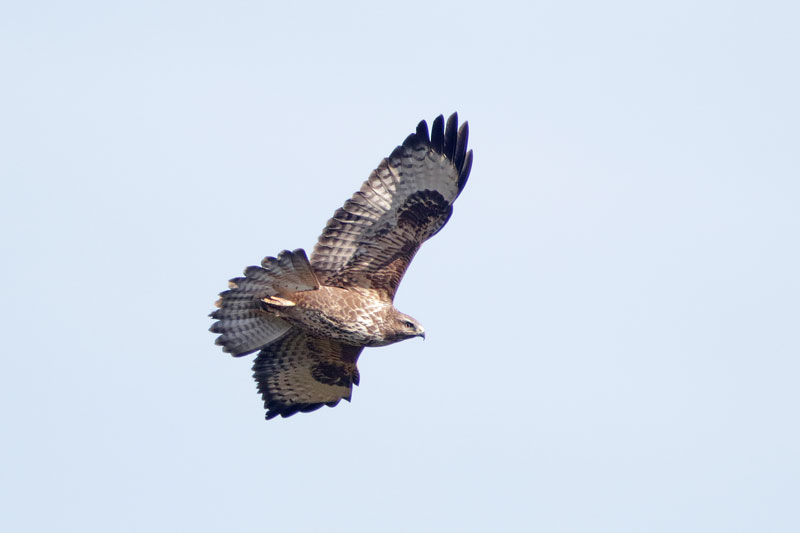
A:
[2, 1, 799, 532]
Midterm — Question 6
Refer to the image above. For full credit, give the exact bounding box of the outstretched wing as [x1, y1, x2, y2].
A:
[252, 329, 363, 420]
[310, 113, 473, 300]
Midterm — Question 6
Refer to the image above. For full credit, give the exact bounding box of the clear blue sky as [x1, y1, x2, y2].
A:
[2, 1, 798, 532]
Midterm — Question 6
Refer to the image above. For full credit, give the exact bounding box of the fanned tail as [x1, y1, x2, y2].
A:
[210, 249, 319, 356]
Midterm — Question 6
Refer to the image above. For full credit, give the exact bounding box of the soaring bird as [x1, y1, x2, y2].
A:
[210, 113, 473, 419]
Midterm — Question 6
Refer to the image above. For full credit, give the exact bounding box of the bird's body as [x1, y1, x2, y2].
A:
[211, 113, 473, 419]
[264, 285, 419, 347]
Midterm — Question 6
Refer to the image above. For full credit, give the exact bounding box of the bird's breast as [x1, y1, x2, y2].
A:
[286, 286, 392, 346]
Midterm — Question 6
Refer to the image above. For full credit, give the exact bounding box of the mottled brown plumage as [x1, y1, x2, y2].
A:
[210, 113, 472, 420]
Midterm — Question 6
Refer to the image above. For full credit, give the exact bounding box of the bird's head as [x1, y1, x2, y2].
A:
[393, 312, 426, 341]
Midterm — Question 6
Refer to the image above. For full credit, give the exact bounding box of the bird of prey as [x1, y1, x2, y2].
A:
[210, 113, 473, 420]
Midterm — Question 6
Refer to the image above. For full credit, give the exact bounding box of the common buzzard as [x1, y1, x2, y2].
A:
[210, 113, 473, 419]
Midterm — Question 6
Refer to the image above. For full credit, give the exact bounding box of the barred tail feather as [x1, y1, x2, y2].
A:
[210, 249, 319, 357]
[210, 312, 291, 357]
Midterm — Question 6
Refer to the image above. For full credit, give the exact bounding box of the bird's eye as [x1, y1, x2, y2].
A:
[404, 321, 414, 329]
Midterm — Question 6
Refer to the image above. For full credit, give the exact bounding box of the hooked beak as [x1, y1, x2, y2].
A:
[419, 331, 426, 340]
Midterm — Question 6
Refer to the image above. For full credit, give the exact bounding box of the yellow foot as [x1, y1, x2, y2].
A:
[261, 296, 296, 307]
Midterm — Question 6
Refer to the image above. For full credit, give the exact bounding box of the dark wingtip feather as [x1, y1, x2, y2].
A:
[400, 133, 417, 150]
[457, 149, 473, 193]
[443, 112, 458, 159]
[453, 121, 468, 171]
[416, 119, 430, 142]
[300, 402, 329, 413]
[279, 405, 302, 418]
[263, 401, 331, 420]
[430, 114, 445, 153]
[401, 120, 432, 151]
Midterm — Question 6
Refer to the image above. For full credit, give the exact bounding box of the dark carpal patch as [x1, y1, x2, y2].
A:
[312, 361, 356, 387]
[396, 189, 452, 238]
